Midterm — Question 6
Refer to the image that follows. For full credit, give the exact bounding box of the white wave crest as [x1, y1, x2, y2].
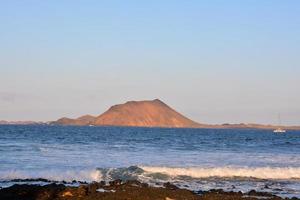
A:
[0, 169, 102, 182]
[140, 166, 300, 179]
[2, 166, 300, 183]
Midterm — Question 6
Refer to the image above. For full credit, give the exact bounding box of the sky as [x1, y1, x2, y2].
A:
[0, 0, 300, 125]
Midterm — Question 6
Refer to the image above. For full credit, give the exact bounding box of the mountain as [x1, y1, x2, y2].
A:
[51, 99, 201, 128]
[50, 99, 300, 130]
[93, 99, 200, 127]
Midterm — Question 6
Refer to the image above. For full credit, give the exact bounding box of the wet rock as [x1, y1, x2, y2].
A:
[291, 197, 299, 200]
[248, 189, 257, 195]
[274, 188, 283, 191]
[194, 190, 205, 195]
[109, 179, 122, 186]
[209, 189, 225, 194]
[0, 181, 293, 200]
[248, 189, 273, 197]
[141, 183, 149, 188]
[99, 181, 106, 186]
[126, 180, 141, 186]
[163, 182, 179, 190]
[126, 180, 148, 188]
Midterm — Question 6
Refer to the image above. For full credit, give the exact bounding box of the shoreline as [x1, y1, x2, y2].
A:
[1, 123, 300, 131]
[0, 180, 298, 200]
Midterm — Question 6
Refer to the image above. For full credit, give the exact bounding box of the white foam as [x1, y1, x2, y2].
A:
[0, 169, 102, 182]
[140, 166, 300, 180]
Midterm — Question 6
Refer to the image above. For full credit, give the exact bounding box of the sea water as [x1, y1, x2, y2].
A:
[0, 125, 300, 197]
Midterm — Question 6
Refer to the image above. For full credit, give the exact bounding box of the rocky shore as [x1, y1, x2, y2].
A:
[0, 180, 298, 200]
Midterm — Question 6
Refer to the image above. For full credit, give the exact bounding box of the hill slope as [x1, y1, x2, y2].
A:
[51, 99, 200, 128]
[52, 115, 96, 126]
[93, 99, 200, 127]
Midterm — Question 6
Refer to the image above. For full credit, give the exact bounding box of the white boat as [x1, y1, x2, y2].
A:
[273, 114, 286, 133]
[273, 128, 286, 133]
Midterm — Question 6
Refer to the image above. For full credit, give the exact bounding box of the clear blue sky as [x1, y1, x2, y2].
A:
[1, 1, 299, 125]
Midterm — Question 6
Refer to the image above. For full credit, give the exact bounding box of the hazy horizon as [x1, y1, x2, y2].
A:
[1, 1, 300, 125]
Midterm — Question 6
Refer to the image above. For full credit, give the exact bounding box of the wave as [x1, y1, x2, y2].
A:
[1, 166, 300, 184]
[0, 169, 102, 182]
[140, 166, 300, 180]
[0, 166, 143, 183]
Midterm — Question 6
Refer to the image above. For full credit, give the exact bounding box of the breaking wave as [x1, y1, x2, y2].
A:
[140, 166, 300, 180]
[1, 166, 300, 183]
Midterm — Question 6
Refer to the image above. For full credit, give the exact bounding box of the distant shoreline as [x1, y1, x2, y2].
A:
[1, 123, 300, 130]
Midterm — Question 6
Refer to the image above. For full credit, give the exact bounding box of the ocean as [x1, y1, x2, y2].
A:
[0, 125, 300, 198]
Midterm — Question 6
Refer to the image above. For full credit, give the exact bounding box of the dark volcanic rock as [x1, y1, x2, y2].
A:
[109, 179, 122, 186]
[163, 182, 179, 190]
[0, 180, 295, 200]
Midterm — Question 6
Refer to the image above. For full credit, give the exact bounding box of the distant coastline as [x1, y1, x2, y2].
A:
[1, 99, 300, 130]
[0, 120, 45, 125]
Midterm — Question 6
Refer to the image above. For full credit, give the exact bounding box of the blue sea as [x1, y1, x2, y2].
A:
[0, 125, 300, 198]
